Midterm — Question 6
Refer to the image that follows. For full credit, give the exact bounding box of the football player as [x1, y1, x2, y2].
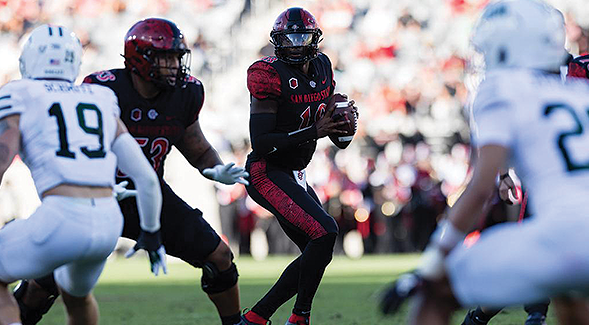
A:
[239, 7, 357, 325]
[461, 175, 550, 325]
[0, 24, 163, 325]
[14, 18, 248, 325]
[383, 1, 589, 324]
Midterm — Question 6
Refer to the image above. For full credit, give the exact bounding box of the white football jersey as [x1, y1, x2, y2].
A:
[0, 79, 119, 196]
[472, 68, 589, 217]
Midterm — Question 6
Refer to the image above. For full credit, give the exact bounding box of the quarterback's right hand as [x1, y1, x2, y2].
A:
[125, 229, 167, 276]
[113, 181, 137, 201]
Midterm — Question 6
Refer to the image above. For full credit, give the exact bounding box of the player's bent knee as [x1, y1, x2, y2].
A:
[311, 233, 337, 266]
[201, 261, 239, 295]
[208, 240, 234, 267]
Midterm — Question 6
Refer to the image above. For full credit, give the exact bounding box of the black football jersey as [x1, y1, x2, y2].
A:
[83, 69, 204, 179]
[247, 53, 335, 170]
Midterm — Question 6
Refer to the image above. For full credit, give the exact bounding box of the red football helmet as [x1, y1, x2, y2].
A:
[123, 18, 190, 87]
[270, 7, 322, 65]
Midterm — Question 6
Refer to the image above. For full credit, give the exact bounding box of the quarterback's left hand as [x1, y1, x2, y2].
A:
[203, 163, 249, 186]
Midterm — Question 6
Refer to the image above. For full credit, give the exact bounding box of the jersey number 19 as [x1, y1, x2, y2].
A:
[49, 102, 106, 159]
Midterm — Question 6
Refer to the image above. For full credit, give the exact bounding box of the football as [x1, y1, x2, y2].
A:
[328, 93, 357, 149]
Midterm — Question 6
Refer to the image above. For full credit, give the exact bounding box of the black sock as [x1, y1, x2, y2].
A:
[252, 256, 302, 319]
[473, 306, 501, 323]
[221, 312, 241, 325]
[292, 308, 310, 318]
[524, 300, 550, 315]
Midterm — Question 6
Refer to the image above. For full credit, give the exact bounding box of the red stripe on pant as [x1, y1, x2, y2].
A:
[250, 160, 327, 240]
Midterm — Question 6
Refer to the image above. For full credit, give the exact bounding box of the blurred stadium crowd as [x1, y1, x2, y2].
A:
[1, 0, 589, 258]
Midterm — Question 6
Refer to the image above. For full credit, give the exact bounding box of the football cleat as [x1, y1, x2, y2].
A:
[524, 312, 547, 325]
[379, 271, 423, 315]
[461, 309, 489, 325]
[238, 310, 272, 325]
[285, 313, 309, 325]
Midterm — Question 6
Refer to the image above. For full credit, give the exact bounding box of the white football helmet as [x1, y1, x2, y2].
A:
[472, 0, 567, 72]
[19, 24, 83, 82]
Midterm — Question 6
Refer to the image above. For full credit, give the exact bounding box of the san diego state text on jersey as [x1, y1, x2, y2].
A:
[247, 53, 335, 170]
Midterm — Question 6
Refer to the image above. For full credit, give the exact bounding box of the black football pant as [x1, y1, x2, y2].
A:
[246, 159, 338, 318]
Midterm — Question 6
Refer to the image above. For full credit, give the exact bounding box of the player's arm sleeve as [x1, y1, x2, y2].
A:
[250, 107, 318, 156]
[112, 132, 162, 232]
[247, 61, 282, 100]
[0, 81, 25, 120]
[247, 61, 317, 155]
[471, 78, 515, 149]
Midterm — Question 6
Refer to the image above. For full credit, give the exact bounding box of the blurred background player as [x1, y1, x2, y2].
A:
[239, 7, 357, 325]
[14, 18, 249, 325]
[381, 0, 589, 324]
[460, 174, 550, 325]
[0, 24, 164, 325]
[408, 0, 589, 324]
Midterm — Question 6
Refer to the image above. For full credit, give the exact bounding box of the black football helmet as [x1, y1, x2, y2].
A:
[123, 18, 191, 88]
[270, 7, 322, 65]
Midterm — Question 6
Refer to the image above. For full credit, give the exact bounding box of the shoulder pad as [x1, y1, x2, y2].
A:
[83, 70, 117, 84]
[247, 60, 281, 100]
[184, 75, 202, 86]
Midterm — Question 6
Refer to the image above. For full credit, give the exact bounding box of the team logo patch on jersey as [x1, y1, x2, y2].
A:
[309, 80, 316, 88]
[131, 108, 142, 122]
[148, 109, 158, 120]
[289, 78, 299, 89]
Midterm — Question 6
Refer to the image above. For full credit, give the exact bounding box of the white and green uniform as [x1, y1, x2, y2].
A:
[448, 69, 589, 307]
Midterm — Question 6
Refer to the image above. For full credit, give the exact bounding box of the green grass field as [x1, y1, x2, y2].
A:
[40, 255, 556, 324]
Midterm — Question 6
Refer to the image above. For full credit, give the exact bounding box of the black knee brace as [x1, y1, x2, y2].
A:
[14, 274, 59, 325]
[201, 262, 239, 294]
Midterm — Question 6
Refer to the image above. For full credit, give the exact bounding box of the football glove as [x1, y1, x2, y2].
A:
[380, 271, 424, 315]
[203, 162, 249, 186]
[112, 181, 137, 201]
[125, 229, 167, 276]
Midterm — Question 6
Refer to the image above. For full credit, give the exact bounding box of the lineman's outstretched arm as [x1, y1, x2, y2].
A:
[177, 119, 249, 185]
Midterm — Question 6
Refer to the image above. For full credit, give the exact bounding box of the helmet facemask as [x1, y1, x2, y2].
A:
[271, 29, 322, 65]
[140, 48, 191, 88]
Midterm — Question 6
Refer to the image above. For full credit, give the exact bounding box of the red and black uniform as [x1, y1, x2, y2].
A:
[83, 69, 221, 265]
[567, 54, 589, 79]
[244, 53, 339, 318]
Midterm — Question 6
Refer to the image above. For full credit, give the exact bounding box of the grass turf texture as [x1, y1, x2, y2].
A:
[40, 254, 557, 324]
